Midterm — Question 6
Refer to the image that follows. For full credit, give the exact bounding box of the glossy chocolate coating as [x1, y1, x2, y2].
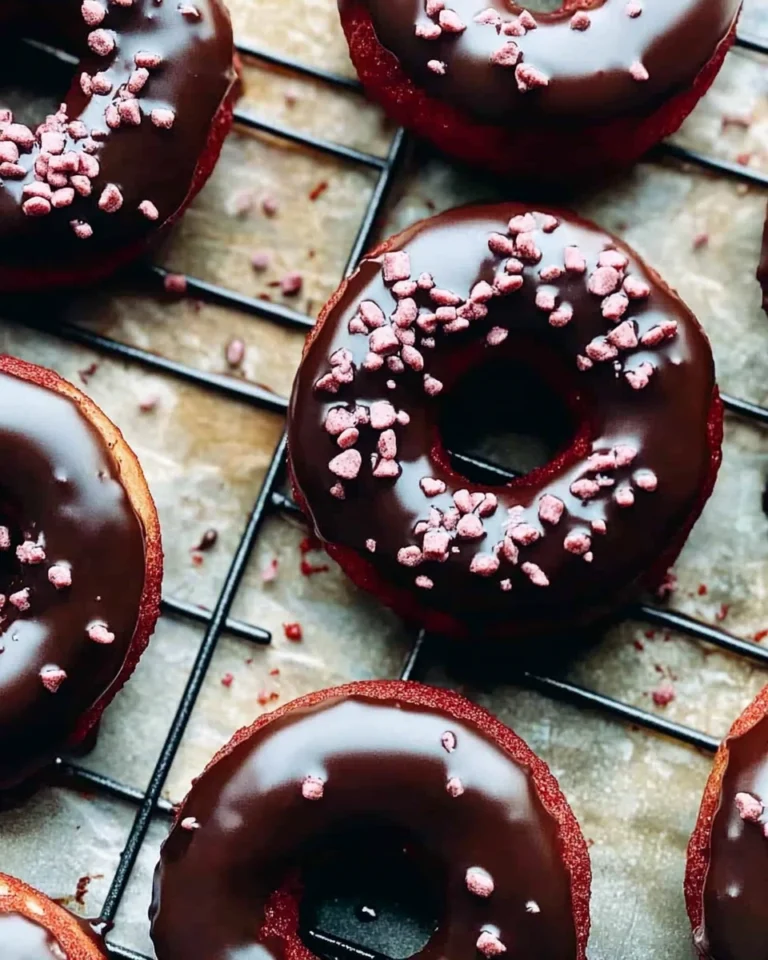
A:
[0, 913, 64, 960]
[697, 713, 768, 959]
[151, 691, 580, 960]
[343, 0, 741, 124]
[0, 370, 146, 789]
[289, 204, 718, 634]
[0, 0, 234, 265]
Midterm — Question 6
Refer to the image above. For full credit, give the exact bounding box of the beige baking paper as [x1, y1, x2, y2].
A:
[4, 1, 768, 957]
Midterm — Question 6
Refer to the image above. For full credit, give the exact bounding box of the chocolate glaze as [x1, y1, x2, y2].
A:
[0, 369, 146, 790]
[341, 0, 740, 124]
[151, 691, 580, 960]
[288, 204, 719, 634]
[0, 913, 64, 960]
[697, 712, 768, 959]
[0, 0, 235, 265]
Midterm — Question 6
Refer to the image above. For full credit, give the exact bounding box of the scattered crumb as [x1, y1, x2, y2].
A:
[655, 570, 677, 601]
[722, 112, 753, 129]
[261, 194, 279, 217]
[269, 667, 280, 676]
[79, 362, 99, 384]
[693, 232, 709, 250]
[221, 672, 234, 688]
[309, 180, 328, 202]
[736, 152, 752, 167]
[164, 273, 187, 295]
[229, 189, 254, 217]
[191, 552, 203, 567]
[652, 679, 676, 707]
[281, 271, 303, 296]
[715, 603, 730, 622]
[283, 622, 303, 642]
[261, 557, 279, 583]
[284, 91, 298, 107]
[225, 337, 245, 369]
[195, 529, 218, 552]
[755, 629, 768, 642]
[139, 394, 159, 413]
[251, 250, 271, 271]
[698, 583, 708, 596]
[633, 639, 645, 651]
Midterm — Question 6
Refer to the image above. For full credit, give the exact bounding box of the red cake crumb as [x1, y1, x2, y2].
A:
[283, 622, 303, 642]
[652, 679, 676, 707]
[221, 672, 234, 688]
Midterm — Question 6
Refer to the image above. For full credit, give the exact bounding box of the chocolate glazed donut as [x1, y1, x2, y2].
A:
[685, 685, 768, 959]
[0, 0, 236, 291]
[338, 0, 741, 178]
[0, 355, 162, 790]
[288, 205, 723, 639]
[151, 681, 591, 960]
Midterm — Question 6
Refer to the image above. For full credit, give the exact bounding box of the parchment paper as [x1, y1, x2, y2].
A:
[4, 2, 768, 957]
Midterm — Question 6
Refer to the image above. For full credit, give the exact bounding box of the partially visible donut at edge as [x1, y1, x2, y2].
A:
[338, 0, 741, 179]
[0, 355, 163, 791]
[150, 680, 592, 960]
[0, 872, 108, 960]
[288, 204, 723, 640]
[0, 0, 237, 292]
[685, 684, 768, 959]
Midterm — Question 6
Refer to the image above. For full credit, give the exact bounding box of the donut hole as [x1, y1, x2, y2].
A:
[438, 355, 579, 485]
[299, 823, 441, 960]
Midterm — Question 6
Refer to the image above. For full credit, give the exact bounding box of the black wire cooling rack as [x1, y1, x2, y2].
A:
[11, 21, 768, 960]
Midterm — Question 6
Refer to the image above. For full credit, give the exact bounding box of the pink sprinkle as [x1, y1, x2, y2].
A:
[52, 188, 75, 209]
[397, 546, 423, 568]
[491, 43, 521, 68]
[474, 8, 501, 25]
[415, 21, 442, 38]
[588, 266, 621, 296]
[457, 514, 484, 540]
[365, 539, 376, 553]
[478, 494, 498, 517]
[598, 249, 629, 271]
[507, 261, 526, 275]
[281, 271, 303, 296]
[466, 867, 494, 898]
[626, 0, 643, 15]
[420, 478, 446, 497]
[634, 469, 658, 492]
[88, 29, 115, 55]
[488, 233, 516, 256]
[164, 273, 187, 295]
[625, 361, 655, 390]
[393, 298, 418, 327]
[576, 355, 593, 371]
[151, 108, 176, 129]
[10, 588, 30, 611]
[470, 553, 499, 576]
[370, 326, 400, 355]
[68, 177, 90, 198]
[383, 251, 411, 283]
[329, 449, 361, 480]
[71, 220, 94, 240]
[735, 792, 764, 822]
[446, 776, 464, 797]
[515, 63, 549, 92]
[539, 264, 564, 282]
[336, 428, 359, 450]
[16, 541, 46, 564]
[441, 730, 457, 752]
[431, 288, 462, 307]
[40, 667, 67, 693]
[3, 123, 35, 148]
[564, 246, 587, 273]
[415, 575, 434, 590]
[652, 679, 675, 707]
[0, 142, 18, 163]
[630, 60, 649, 82]
[363, 354, 384, 373]
[602, 293, 629, 321]
[359, 301, 386, 329]
[585, 337, 618, 363]
[477, 932, 506, 957]
[426, 0, 444, 9]
[135, 50, 163, 69]
[181, 817, 201, 831]
[79, 152, 100, 178]
[417, 272, 435, 290]
[538, 494, 564, 525]
[99, 183, 123, 213]
[518, 9, 537, 29]
[0, 528, 9, 551]
[179, 3, 202, 18]
[139, 200, 160, 221]
[118, 99, 142, 126]
[67, 120, 88, 140]
[470, 280, 494, 303]
[262, 558, 279, 583]
[367, 401, 394, 431]
[128, 68, 150, 94]
[424, 375, 443, 396]
[514, 232, 541, 263]
[564, 531, 591, 555]
[570, 11, 590, 29]
[606, 320, 638, 350]
[508, 522, 539, 546]
[302, 775, 325, 800]
[521, 562, 549, 587]
[22, 197, 51, 217]
[393, 280, 418, 299]
[592, 519, 607, 535]
[486, 326, 508, 346]
[535, 288, 556, 312]
[329, 482, 345, 499]
[82, 0, 106, 25]
[423, 530, 450, 562]
[508, 213, 536, 235]
[48, 564, 72, 589]
[91, 72, 113, 94]
[549, 303, 573, 328]
[40, 131, 65, 155]
[88, 623, 115, 644]
[570, 479, 600, 501]
[614, 485, 635, 507]
[641, 320, 677, 346]
[438, 9, 466, 32]
[377, 429, 397, 460]
[500, 578, 512, 591]
[614, 444, 637, 467]
[251, 250, 270, 272]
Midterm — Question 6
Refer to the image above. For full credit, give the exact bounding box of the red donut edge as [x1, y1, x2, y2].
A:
[0, 355, 164, 762]
[0, 872, 107, 960]
[338, 1, 739, 180]
[288, 218, 724, 639]
[0, 61, 237, 294]
[683, 683, 768, 954]
[173, 679, 592, 960]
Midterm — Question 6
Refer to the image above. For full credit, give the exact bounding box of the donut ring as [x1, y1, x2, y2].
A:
[0, 355, 162, 790]
[339, 0, 741, 178]
[288, 204, 722, 639]
[150, 680, 591, 960]
[0, 0, 236, 292]
[685, 684, 768, 959]
[0, 872, 107, 960]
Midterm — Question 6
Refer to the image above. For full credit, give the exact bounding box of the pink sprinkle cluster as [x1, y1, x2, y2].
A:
[301, 775, 325, 800]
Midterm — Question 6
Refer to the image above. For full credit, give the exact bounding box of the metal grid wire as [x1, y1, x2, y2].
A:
[15, 24, 768, 959]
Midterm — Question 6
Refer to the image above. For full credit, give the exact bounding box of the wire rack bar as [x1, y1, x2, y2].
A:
[236, 41, 363, 93]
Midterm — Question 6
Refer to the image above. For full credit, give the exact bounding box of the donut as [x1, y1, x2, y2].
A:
[150, 680, 591, 960]
[287, 204, 723, 639]
[0, 873, 107, 960]
[685, 684, 768, 959]
[0, 355, 162, 791]
[338, 0, 741, 179]
[0, 0, 236, 292]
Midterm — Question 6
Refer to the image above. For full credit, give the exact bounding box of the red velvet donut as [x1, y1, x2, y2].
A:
[288, 204, 723, 640]
[0, 355, 163, 791]
[0, 872, 107, 960]
[0, 0, 236, 292]
[151, 680, 592, 960]
[339, 0, 741, 179]
[685, 684, 768, 959]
